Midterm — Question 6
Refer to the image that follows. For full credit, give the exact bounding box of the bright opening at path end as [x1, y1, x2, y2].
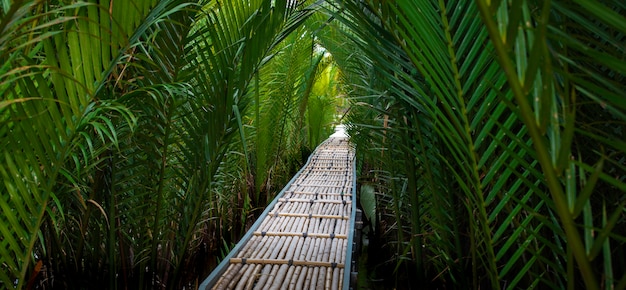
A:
[330, 124, 348, 138]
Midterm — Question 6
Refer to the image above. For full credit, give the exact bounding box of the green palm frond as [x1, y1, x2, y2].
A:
[2, 0, 623, 289]
[0, 0, 165, 287]
[254, 27, 315, 202]
[98, 0, 318, 287]
[327, 0, 625, 289]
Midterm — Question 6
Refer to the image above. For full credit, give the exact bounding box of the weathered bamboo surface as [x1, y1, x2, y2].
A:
[205, 136, 355, 290]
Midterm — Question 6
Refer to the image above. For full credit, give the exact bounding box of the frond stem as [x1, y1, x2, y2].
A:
[474, 1, 598, 289]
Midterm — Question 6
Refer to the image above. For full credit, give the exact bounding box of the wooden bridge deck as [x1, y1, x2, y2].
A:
[200, 134, 356, 290]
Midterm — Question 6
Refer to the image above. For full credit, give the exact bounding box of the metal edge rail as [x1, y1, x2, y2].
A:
[343, 144, 357, 290]
[198, 137, 354, 289]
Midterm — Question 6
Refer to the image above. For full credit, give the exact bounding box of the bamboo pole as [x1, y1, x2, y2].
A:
[325, 267, 333, 290]
[315, 238, 329, 290]
[212, 263, 242, 290]
[266, 216, 281, 232]
[228, 258, 344, 268]
[254, 236, 276, 260]
[269, 264, 289, 290]
[287, 265, 301, 290]
[263, 264, 280, 289]
[272, 234, 294, 288]
[282, 236, 302, 289]
[278, 236, 292, 259]
[277, 198, 352, 204]
[252, 231, 347, 239]
[269, 236, 287, 258]
[236, 236, 257, 258]
[234, 264, 254, 290]
[311, 238, 322, 262]
[289, 203, 303, 214]
[310, 266, 320, 289]
[303, 237, 317, 290]
[331, 267, 340, 290]
[251, 265, 273, 290]
[244, 265, 262, 290]
[295, 266, 307, 290]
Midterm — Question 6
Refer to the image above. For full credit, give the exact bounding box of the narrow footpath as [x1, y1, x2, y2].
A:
[200, 127, 356, 289]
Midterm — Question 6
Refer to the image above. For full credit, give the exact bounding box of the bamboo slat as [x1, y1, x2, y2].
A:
[229, 258, 345, 268]
[252, 231, 347, 239]
[285, 192, 352, 197]
[267, 212, 350, 220]
[277, 198, 352, 204]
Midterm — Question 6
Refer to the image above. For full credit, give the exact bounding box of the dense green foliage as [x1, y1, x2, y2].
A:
[1, 0, 624, 289]
[325, 1, 625, 289]
[0, 0, 338, 288]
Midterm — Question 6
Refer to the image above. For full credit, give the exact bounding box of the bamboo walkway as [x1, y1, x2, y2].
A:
[200, 130, 356, 290]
